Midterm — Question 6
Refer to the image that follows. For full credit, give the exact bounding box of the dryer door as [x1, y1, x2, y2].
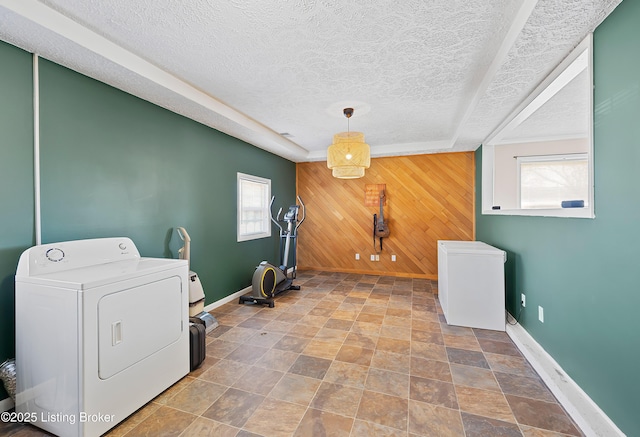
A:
[97, 275, 183, 379]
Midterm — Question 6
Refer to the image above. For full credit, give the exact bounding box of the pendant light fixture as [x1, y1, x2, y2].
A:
[327, 107, 370, 179]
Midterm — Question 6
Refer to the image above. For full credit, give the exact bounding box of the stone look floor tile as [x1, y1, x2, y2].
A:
[351, 419, 407, 436]
[335, 344, 375, 366]
[408, 400, 465, 437]
[410, 356, 452, 382]
[494, 371, 556, 402]
[202, 388, 265, 428]
[178, 417, 239, 437]
[293, 408, 354, 437]
[165, 379, 227, 415]
[506, 395, 581, 436]
[310, 381, 364, 417]
[365, 368, 410, 398]
[87, 273, 584, 437]
[461, 411, 523, 437]
[446, 347, 491, 369]
[303, 339, 343, 359]
[289, 354, 333, 379]
[357, 390, 409, 431]
[371, 349, 411, 374]
[456, 386, 516, 423]
[243, 399, 307, 437]
[450, 363, 501, 392]
[126, 405, 197, 437]
[410, 375, 459, 409]
[478, 338, 522, 357]
[198, 359, 252, 386]
[272, 335, 310, 353]
[377, 336, 411, 355]
[232, 366, 285, 396]
[268, 373, 322, 406]
[443, 333, 482, 350]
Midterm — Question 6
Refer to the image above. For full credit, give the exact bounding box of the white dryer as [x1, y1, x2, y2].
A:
[15, 237, 189, 437]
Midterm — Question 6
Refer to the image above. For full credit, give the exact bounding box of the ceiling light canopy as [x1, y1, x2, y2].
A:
[327, 108, 370, 179]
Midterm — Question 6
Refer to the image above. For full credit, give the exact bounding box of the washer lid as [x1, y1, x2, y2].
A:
[15, 257, 188, 289]
[15, 237, 187, 289]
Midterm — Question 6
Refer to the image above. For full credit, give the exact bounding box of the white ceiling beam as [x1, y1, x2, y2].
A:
[0, 0, 309, 161]
[447, 0, 539, 149]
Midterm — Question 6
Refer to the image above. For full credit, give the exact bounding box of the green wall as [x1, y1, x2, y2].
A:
[475, 1, 639, 435]
[0, 42, 35, 400]
[38, 59, 296, 295]
[0, 43, 296, 400]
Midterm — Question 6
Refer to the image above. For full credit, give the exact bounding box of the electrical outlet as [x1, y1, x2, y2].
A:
[370, 255, 375, 261]
[355, 253, 360, 260]
[375, 255, 380, 261]
[521, 293, 526, 307]
[391, 254, 397, 262]
[538, 306, 544, 323]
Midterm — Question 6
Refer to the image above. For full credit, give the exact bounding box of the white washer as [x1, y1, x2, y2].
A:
[15, 237, 189, 437]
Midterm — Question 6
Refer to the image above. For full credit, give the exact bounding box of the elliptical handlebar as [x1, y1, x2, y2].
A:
[269, 196, 305, 236]
[295, 196, 305, 233]
[269, 196, 284, 235]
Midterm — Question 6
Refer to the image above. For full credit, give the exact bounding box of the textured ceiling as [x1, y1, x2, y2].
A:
[0, 0, 622, 162]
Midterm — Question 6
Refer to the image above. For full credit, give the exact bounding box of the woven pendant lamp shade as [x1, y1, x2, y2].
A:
[327, 131, 370, 179]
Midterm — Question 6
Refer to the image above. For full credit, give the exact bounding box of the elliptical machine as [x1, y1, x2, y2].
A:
[239, 196, 305, 307]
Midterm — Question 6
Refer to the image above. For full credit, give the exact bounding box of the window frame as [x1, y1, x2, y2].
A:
[517, 153, 589, 210]
[237, 172, 272, 242]
[481, 35, 595, 219]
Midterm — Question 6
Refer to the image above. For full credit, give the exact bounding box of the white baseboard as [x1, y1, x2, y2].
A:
[506, 316, 625, 437]
[1, 396, 14, 412]
[203, 286, 251, 312]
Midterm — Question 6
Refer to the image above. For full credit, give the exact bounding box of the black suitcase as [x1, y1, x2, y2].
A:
[189, 322, 206, 371]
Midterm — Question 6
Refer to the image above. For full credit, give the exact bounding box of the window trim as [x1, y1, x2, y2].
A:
[237, 172, 272, 242]
[481, 35, 595, 219]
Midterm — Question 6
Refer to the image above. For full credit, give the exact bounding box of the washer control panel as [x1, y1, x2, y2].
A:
[45, 248, 65, 262]
[16, 237, 141, 277]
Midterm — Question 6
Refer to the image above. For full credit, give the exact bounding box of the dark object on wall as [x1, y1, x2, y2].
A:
[374, 190, 390, 252]
[492, 206, 501, 210]
[189, 322, 206, 371]
[561, 200, 585, 208]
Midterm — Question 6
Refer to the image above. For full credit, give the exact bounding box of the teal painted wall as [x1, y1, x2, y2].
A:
[0, 45, 295, 401]
[0, 42, 34, 400]
[475, 2, 639, 434]
[38, 59, 296, 299]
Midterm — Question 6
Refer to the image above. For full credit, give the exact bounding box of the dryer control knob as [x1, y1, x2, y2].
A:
[46, 248, 65, 262]
[119, 243, 127, 250]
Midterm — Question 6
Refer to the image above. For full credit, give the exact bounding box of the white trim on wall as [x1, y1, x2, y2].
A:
[33, 53, 41, 245]
[506, 316, 625, 437]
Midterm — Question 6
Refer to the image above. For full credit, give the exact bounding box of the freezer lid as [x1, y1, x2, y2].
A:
[438, 240, 506, 259]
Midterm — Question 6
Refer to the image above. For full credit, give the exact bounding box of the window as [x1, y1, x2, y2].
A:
[237, 173, 271, 242]
[518, 154, 589, 209]
[481, 35, 594, 218]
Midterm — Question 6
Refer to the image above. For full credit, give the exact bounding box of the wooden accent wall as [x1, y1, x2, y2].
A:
[296, 153, 475, 279]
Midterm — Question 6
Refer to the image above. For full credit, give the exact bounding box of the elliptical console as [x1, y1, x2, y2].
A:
[239, 196, 305, 307]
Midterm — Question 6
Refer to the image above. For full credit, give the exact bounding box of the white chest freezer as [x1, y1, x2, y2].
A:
[437, 240, 506, 331]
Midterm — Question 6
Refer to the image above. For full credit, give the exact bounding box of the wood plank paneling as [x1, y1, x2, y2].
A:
[296, 153, 475, 278]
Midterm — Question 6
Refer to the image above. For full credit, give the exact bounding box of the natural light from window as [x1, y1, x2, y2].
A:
[519, 154, 589, 209]
[237, 173, 271, 242]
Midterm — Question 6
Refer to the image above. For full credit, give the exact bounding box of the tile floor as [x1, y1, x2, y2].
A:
[1, 271, 583, 437]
